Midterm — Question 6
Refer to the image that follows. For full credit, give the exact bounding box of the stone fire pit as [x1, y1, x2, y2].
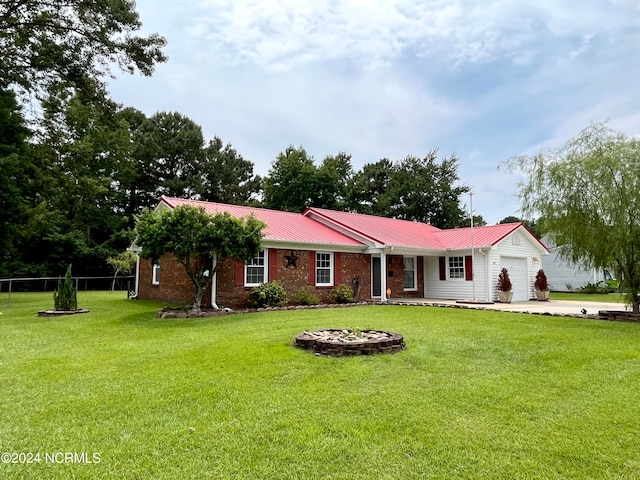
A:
[295, 329, 405, 357]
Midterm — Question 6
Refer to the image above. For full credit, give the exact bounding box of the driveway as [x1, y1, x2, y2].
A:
[392, 298, 628, 317]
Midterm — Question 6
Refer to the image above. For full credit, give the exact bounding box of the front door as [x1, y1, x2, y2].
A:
[372, 256, 381, 297]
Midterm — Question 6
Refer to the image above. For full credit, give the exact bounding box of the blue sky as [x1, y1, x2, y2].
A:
[107, 0, 640, 224]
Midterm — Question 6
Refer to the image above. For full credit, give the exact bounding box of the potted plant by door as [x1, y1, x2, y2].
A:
[534, 269, 550, 301]
[497, 267, 513, 303]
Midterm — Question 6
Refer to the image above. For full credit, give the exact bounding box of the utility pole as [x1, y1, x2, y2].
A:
[470, 191, 476, 301]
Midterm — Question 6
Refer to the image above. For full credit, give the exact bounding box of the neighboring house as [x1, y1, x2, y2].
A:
[540, 236, 608, 292]
[133, 197, 549, 308]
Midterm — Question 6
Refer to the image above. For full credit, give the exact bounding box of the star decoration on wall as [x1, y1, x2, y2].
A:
[284, 250, 301, 269]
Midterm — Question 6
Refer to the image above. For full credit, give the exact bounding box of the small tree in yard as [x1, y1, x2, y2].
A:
[135, 205, 265, 312]
[54, 264, 77, 311]
[503, 123, 640, 312]
[107, 251, 137, 292]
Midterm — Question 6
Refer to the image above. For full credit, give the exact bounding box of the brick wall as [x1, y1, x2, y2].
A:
[215, 249, 373, 308]
[137, 255, 212, 307]
[137, 249, 424, 308]
[384, 255, 424, 299]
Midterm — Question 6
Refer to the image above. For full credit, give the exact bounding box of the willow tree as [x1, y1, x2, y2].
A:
[135, 205, 265, 312]
[503, 123, 640, 312]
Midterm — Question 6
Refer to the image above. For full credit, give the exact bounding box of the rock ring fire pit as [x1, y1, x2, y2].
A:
[295, 329, 405, 357]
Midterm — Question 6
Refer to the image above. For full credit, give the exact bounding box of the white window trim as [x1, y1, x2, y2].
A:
[316, 251, 334, 287]
[403, 256, 417, 291]
[152, 263, 160, 285]
[448, 256, 465, 280]
[245, 249, 268, 287]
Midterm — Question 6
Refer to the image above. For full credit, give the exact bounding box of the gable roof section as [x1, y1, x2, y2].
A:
[304, 207, 446, 249]
[159, 197, 364, 247]
[435, 223, 549, 252]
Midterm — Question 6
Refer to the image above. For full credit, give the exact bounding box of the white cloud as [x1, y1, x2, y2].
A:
[182, 0, 638, 70]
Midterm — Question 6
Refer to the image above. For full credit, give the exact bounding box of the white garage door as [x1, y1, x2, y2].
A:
[500, 257, 528, 301]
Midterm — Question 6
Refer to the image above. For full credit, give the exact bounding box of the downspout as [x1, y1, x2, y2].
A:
[134, 252, 140, 298]
[210, 255, 219, 310]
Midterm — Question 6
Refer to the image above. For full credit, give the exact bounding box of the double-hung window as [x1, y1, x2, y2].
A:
[448, 256, 465, 279]
[245, 250, 266, 286]
[403, 256, 417, 290]
[316, 252, 333, 286]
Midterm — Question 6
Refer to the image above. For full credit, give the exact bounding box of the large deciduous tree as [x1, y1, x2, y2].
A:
[262, 146, 318, 212]
[346, 158, 395, 216]
[346, 151, 469, 228]
[314, 152, 353, 210]
[388, 152, 469, 228]
[0, 0, 167, 98]
[503, 123, 640, 312]
[135, 205, 265, 312]
[0, 86, 31, 276]
[31, 88, 133, 274]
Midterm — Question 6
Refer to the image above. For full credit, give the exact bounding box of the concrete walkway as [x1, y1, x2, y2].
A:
[390, 298, 628, 317]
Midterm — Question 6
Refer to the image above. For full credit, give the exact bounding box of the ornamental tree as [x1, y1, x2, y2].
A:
[135, 205, 265, 312]
[503, 123, 640, 312]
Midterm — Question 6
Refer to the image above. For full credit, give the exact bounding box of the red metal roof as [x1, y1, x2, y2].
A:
[305, 209, 548, 252]
[435, 223, 523, 249]
[159, 197, 364, 247]
[304, 208, 446, 249]
[159, 197, 548, 252]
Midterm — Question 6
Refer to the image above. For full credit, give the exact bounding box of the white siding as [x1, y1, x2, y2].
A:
[490, 230, 545, 301]
[424, 251, 487, 300]
[423, 227, 547, 302]
[541, 245, 606, 292]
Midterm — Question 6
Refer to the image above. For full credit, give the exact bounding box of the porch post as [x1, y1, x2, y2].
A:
[381, 251, 387, 302]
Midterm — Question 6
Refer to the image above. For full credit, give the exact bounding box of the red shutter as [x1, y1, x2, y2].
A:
[268, 249, 278, 281]
[308, 251, 316, 285]
[439, 257, 446, 281]
[235, 260, 245, 286]
[334, 252, 342, 285]
[465, 255, 473, 281]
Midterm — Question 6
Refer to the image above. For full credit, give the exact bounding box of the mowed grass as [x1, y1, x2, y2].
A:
[550, 291, 626, 303]
[1, 292, 639, 479]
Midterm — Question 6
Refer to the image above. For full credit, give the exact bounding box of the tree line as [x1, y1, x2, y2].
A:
[0, 89, 482, 277]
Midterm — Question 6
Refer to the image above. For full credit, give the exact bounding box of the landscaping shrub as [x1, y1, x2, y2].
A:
[580, 281, 614, 294]
[330, 284, 355, 304]
[534, 269, 549, 291]
[497, 267, 512, 292]
[248, 281, 287, 308]
[54, 264, 78, 311]
[292, 288, 320, 306]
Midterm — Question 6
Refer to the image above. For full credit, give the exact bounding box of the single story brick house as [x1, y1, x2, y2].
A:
[133, 196, 549, 308]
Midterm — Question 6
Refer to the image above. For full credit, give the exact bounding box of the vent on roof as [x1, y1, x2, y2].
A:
[512, 234, 521, 246]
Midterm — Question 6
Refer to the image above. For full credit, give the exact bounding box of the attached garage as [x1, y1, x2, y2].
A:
[500, 256, 528, 301]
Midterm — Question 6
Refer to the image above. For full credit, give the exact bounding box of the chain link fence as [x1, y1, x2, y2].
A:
[0, 276, 135, 307]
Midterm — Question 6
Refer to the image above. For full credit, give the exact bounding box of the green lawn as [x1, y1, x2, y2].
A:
[550, 291, 626, 303]
[1, 292, 639, 479]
